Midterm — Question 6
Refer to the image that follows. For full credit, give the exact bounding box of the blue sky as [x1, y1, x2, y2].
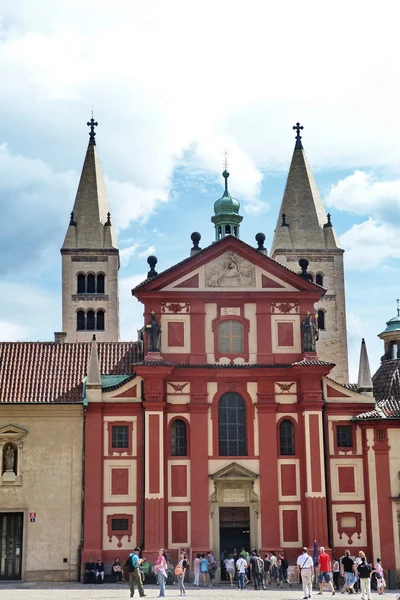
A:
[1, 0, 400, 381]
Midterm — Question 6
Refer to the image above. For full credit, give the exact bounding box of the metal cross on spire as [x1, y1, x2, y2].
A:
[293, 122, 304, 149]
[87, 114, 98, 146]
[397, 298, 399, 316]
[221, 149, 230, 193]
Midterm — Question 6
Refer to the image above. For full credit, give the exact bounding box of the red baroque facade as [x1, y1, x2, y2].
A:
[81, 236, 386, 570]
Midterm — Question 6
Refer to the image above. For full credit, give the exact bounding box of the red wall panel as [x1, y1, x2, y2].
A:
[171, 465, 187, 497]
[338, 466, 355, 493]
[277, 322, 294, 346]
[149, 415, 160, 494]
[171, 510, 188, 543]
[281, 463, 297, 496]
[168, 322, 185, 347]
[111, 468, 129, 495]
[282, 509, 299, 542]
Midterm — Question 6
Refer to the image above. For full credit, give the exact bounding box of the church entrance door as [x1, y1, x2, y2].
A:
[219, 506, 250, 554]
[0, 513, 23, 580]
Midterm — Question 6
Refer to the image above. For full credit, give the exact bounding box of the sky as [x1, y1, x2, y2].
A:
[1, 0, 400, 381]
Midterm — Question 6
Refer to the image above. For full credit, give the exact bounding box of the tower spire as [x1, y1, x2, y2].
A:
[211, 160, 243, 241]
[357, 338, 373, 396]
[293, 122, 304, 150]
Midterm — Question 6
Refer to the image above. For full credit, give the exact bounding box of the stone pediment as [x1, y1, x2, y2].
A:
[210, 462, 258, 481]
[0, 425, 28, 438]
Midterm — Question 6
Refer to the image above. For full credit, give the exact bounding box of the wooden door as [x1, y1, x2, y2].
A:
[0, 513, 23, 580]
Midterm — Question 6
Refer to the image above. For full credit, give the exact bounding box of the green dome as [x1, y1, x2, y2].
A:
[214, 190, 241, 215]
[382, 315, 400, 334]
[213, 170, 240, 215]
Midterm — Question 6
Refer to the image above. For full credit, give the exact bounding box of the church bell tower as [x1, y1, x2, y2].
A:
[271, 123, 348, 382]
[60, 118, 120, 342]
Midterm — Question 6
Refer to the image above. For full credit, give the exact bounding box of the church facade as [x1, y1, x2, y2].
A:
[1, 121, 400, 583]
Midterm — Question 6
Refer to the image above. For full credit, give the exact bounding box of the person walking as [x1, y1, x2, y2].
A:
[154, 549, 168, 598]
[224, 554, 235, 587]
[175, 551, 187, 597]
[317, 546, 335, 595]
[200, 553, 208, 587]
[357, 556, 371, 600]
[128, 547, 146, 598]
[193, 553, 201, 586]
[207, 552, 217, 587]
[263, 554, 271, 587]
[374, 558, 386, 595]
[340, 550, 355, 595]
[279, 552, 291, 588]
[236, 554, 247, 591]
[332, 558, 340, 591]
[297, 547, 314, 600]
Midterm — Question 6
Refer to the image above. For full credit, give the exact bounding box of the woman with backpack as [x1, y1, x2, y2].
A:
[175, 551, 188, 596]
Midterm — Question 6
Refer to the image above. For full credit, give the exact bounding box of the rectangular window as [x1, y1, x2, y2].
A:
[219, 320, 243, 354]
[112, 426, 129, 449]
[111, 518, 129, 531]
[336, 425, 353, 448]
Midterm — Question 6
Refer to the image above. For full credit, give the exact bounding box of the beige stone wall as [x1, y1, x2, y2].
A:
[273, 250, 349, 382]
[0, 405, 83, 581]
[61, 252, 119, 342]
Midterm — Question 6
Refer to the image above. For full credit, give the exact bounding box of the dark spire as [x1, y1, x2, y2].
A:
[397, 298, 400, 317]
[69, 211, 76, 226]
[281, 212, 289, 227]
[147, 255, 158, 279]
[293, 122, 304, 150]
[222, 169, 229, 195]
[324, 213, 333, 228]
[87, 115, 98, 146]
[105, 212, 112, 226]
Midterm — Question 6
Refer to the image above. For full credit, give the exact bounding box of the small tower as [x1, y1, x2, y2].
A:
[378, 299, 400, 361]
[271, 123, 348, 382]
[211, 169, 243, 240]
[60, 118, 120, 342]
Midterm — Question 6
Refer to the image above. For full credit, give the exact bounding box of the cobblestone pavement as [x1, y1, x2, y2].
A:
[0, 583, 396, 600]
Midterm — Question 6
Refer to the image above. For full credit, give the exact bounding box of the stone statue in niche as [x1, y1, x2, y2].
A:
[146, 312, 161, 352]
[301, 313, 319, 352]
[3, 444, 15, 473]
[206, 252, 255, 288]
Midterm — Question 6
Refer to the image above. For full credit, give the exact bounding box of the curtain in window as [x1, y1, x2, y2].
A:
[219, 320, 243, 353]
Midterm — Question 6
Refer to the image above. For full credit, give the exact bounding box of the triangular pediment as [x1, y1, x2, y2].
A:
[210, 462, 258, 480]
[0, 425, 28, 438]
[133, 237, 322, 296]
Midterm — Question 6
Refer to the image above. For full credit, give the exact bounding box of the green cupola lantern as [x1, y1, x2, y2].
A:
[211, 170, 243, 241]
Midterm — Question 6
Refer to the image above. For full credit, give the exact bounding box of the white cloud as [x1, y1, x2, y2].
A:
[340, 218, 400, 269]
[138, 245, 156, 258]
[119, 274, 148, 340]
[326, 170, 400, 218]
[0, 321, 31, 341]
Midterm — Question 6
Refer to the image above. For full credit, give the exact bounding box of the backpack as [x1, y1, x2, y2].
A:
[125, 554, 135, 573]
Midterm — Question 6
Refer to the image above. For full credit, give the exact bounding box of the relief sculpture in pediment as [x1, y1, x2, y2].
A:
[206, 252, 255, 288]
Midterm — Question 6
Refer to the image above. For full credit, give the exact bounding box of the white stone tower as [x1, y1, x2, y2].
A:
[271, 123, 349, 382]
[60, 118, 120, 342]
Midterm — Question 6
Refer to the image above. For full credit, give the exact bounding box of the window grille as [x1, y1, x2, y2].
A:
[171, 419, 187, 456]
[112, 426, 129, 448]
[218, 392, 247, 456]
[111, 518, 128, 530]
[336, 425, 353, 448]
[279, 419, 295, 455]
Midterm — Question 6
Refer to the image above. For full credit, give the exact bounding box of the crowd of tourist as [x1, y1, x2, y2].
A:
[82, 544, 390, 600]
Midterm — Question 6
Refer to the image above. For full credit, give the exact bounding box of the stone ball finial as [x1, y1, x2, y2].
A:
[298, 258, 313, 281]
[255, 232, 266, 245]
[147, 255, 158, 280]
[191, 231, 201, 249]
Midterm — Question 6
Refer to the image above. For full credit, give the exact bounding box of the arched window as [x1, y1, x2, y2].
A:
[218, 392, 247, 456]
[317, 310, 325, 330]
[97, 274, 105, 294]
[217, 226, 222, 240]
[233, 226, 238, 236]
[316, 273, 324, 286]
[171, 419, 187, 456]
[77, 310, 85, 330]
[97, 310, 105, 331]
[279, 419, 295, 455]
[225, 224, 231, 235]
[87, 310, 95, 330]
[77, 274, 86, 293]
[87, 274, 95, 294]
[219, 320, 243, 354]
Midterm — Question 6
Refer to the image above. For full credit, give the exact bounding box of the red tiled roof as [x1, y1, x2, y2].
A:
[0, 342, 140, 404]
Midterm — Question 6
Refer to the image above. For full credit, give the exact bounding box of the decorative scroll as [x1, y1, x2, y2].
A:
[162, 302, 190, 314]
[271, 302, 299, 314]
